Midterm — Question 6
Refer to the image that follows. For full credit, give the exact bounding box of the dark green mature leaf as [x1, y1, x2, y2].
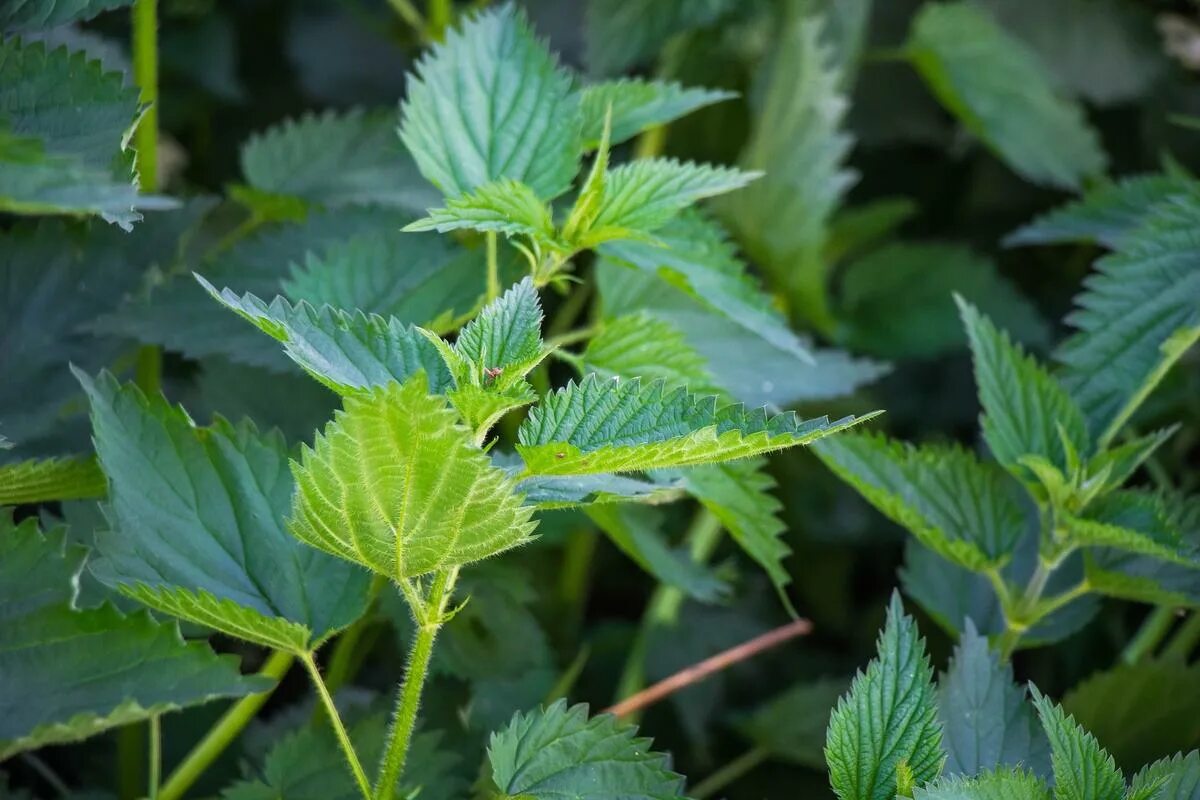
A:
[517, 374, 877, 476]
[404, 178, 555, 238]
[739, 678, 849, 769]
[78, 371, 372, 650]
[0, 513, 267, 759]
[0, 0, 129, 30]
[914, 768, 1052, 800]
[813, 432, 1027, 571]
[240, 108, 438, 212]
[586, 504, 727, 602]
[400, 4, 581, 200]
[290, 376, 537, 581]
[1031, 688, 1125, 800]
[959, 297, 1090, 480]
[0, 38, 170, 228]
[578, 79, 736, 149]
[907, 2, 1107, 190]
[1007, 174, 1196, 249]
[198, 279, 452, 395]
[826, 593, 944, 800]
[1062, 659, 1200, 771]
[720, 9, 855, 326]
[487, 700, 687, 799]
[838, 243, 1049, 360]
[0, 455, 105, 505]
[584, 0, 734, 74]
[1129, 752, 1200, 800]
[939, 622, 1051, 779]
[1054, 191, 1200, 442]
[1064, 490, 1199, 567]
[581, 313, 723, 397]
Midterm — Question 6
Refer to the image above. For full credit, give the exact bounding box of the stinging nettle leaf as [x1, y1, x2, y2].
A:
[1063, 490, 1200, 568]
[580, 313, 723, 398]
[403, 178, 555, 238]
[517, 373, 878, 476]
[487, 699, 687, 800]
[826, 593, 944, 800]
[578, 79, 736, 149]
[0, 455, 106, 506]
[1031, 688, 1125, 800]
[913, 768, 1052, 800]
[0, 0, 130, 31]
[1129, 752, 1200, 800]
[584, 0, 735, 75]
[289, 375, 538, 581]
[399, 3, 582, 200]
[452, 277, 545, 379]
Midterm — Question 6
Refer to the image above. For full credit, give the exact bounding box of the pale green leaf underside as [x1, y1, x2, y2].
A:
[514, 471, 685, 509]
[907, 2, 1107, 190]
[517, 374, 877, 476]
[487, 700, 687, 799]
[578, 79, 735, 149]
[0, 455, 105, 505]
[399, 4, 581, 200]
[198, 276, 452, 395]
[1031, 689, 1125, 800]
[290, 377, 537, 581]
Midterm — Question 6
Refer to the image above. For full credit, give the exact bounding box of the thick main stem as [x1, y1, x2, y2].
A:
[302, 652, 373, 800]
[159, 650, 294, 800]
[375, 569, 458, 800]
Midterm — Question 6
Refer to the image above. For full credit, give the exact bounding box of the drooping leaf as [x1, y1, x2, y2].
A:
[907, 2, 1107, 190]
[289, 376, 537, 581]
[404, 178, 555, 238]
[826, 593, 944, 800]
[239, 108, 439, 211]
[0, 455, 105, 505]
[487, 700, 687, 800]
[78, 370, 372, 650]
[738, 678, 850, 770]
[0, 512, 267, 760]
[1054, 191, 1200, 442]
[719, 10, 856, 327]
[0, 0, 130, 31]
[813, 432, 1028, 571]
[517, 374, 877, 476]
[399, 4, 582, 200]
[198, 279, 452, 395]
[1031, 688, 1125, 800]
[586, 504, 727, 602]
[1129, 752, 1200, 800]
[914, 768, 1052, 800]
[958, 297, 1090, 480]
[939, 622, 1051, 779]
[1064, 490, 1199, 567]
[583, 0, 734, 75]
[578, 79, 736, 149]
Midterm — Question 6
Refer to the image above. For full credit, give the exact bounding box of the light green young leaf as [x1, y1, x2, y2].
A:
[586, 504, 728, 602]
[452, 277, 546, 381]
[198, 277, 452, 395]
[404, 179, 554, 238]
[1054, 191, 1200, 443]
[1129, 752, 1200, 800]
[0, 513, 268, 760]
[581, 313, 722, 397]
[487, 700, 687, 799]
[939, 622, 1051, 779]
[1085, 426, 1178, 496]
[0, 455, 105, 505]
[578, 79, 736, 149]
[0, 0, 129, 30]
[812, 432, 1028, 571]
[1031, 688, 1125, 800]
[517, 374, 877, 476]
[1063, 490, 1199, 567]
[584, 0, 734, 74]
[289, 376, 537, 581]
[914, 768, 1052, 800]
[907, 2, 1107, 190]
[719, 9, 856, 328]
[738, 678, 850, 770]
[240, 108, 439, 211]
[78, 370, 372, 650]
[958, 297, 1090, 480]
[399, 4, 581, 200]
[826, 593, 944, 800]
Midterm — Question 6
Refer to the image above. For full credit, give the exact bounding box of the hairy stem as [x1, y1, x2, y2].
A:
[690, 747, 770, 799]
[1164, 610, 1200, 661]
[486, 231, 500, 303]
[159, 650, 295, 800]
[302, 652, 372, 800]
[1123, 606, 1178, 665]
[376, 568, 459, 800]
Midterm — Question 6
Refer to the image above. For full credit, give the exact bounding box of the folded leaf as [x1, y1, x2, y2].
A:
[289, 376, 537, 581]
[826, 593, 944, 800]
[518, 374, 877, 476]
[399, 4, 581, 200]
[487, 699, 687, 800]
[0, 455, 105, 505]
[578, 79, 735, 148]
[1031, 688, 1125, 800]
[78, 370, 372, 650]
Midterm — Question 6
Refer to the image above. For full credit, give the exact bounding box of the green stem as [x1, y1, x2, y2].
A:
[486, 231, 500, 303]
[1164, 611, 1200, 661]
[426, 0, 452, 40]
[132, 0, 159, 194]
[301, 652, 372, 800]
[159, 650, 295, 800]
[559, 529, 598, 636]
[612, 510, 723, 712]
[690, 747, 770, 799]
[634, 125, 666, 159]
[148, 715, 161, 799]
[998, 557, 1057, 661]
[324, 576, 388, 696]
[376, 569, 459, 800]
[546, 324, 603, 350]
[20, 753, 69, 798]
[117, 724, 145, 800]
[1123, 606, 1178, 665]
[387, 0, 427, 33]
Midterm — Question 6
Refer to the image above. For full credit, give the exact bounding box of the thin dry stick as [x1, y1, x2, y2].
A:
[605, 618, 813, 719]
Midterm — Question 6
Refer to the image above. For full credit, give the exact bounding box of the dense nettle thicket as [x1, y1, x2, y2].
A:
[2, 0, 1200, 798]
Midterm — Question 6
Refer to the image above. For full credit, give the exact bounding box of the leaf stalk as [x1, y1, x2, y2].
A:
[301, 651, 373, 800]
